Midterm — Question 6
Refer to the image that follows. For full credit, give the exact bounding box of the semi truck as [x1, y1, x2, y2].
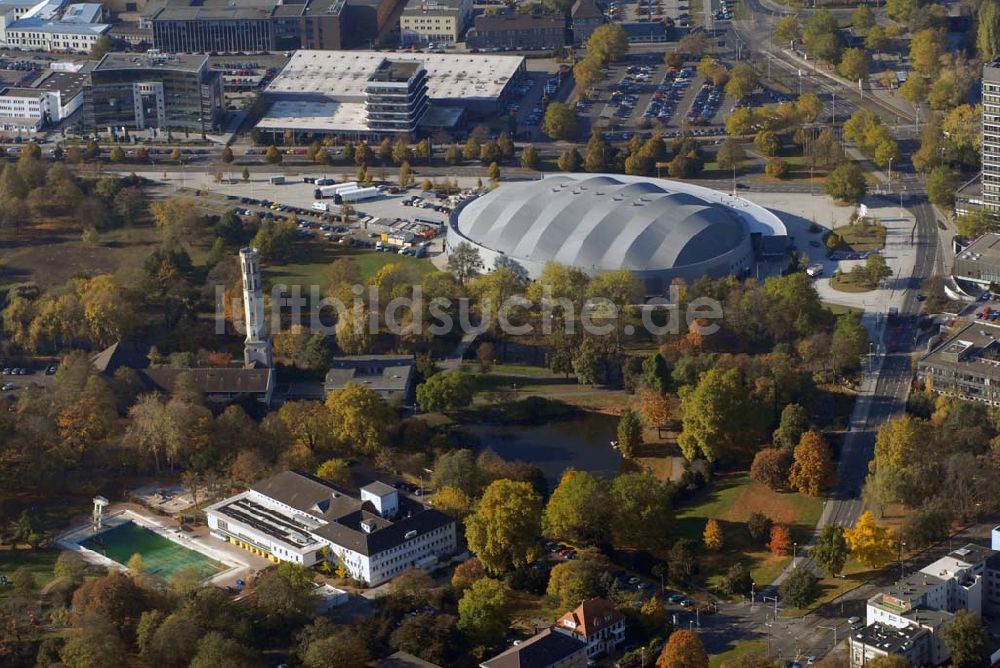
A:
[314, 181, 358, 199]
[334, 186, 380, 203]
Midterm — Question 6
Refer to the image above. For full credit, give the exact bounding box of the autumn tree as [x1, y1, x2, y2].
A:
[465, 479, 542, 575]
[942, 609, 990, 668]
[747, 512, 773, 544]
[845, 511, 895, 568]
[610, 472, 673, 550]
[750, 447, 793, 491]
[703, 518, 723, 551]
[543, 469, 610, 545]
[457, 577, 508, 646]
[813, 524, 849, 577]
[679, 367, 761, 463]
[788, 431, 834, 496]
[637, 386, 673, 433]
[585, 23, 629, 65]
[768, 524, 792, 555]
[542, 102, 579, 140]
[657, 629, 708, 668]
[324, 382, 399, 455]
[617, 408, 643, 458]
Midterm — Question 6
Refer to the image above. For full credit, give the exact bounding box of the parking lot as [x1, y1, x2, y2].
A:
[579, 52, 731, 138]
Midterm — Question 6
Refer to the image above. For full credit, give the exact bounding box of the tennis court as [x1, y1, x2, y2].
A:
[80, 520, 222, 581]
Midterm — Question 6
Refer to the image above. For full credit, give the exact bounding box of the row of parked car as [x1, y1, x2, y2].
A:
[686, 80, 724, 125]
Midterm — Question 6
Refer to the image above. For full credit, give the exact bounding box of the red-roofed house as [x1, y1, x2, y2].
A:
[554, 597, 626, 659]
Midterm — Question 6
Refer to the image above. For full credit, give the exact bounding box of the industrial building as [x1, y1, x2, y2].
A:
[205, 470, 457, 585]
[446, 174, 788, 292]
[83, 52, 224, 135]
[399, 0, 472, 46]
[257, 49, 524, 138]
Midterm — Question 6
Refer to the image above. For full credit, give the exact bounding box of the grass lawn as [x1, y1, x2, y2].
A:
[675, 473, 824, 590]
[462, 362, 633, 413]
[709, 641, 768, 668]
[264, 237, 434, 290]
[823, 303, 864, 316]
[830, 271, 876, 293]
[832, 222, 887, 253]
[0, 548, 60, 598]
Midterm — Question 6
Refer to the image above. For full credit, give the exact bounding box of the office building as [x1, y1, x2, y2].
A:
[918, 319, 1000, 405]
[466, 13, 566, 51]
[257, 49, 524, 138]
[83, 52, 223, 135]
[849, 544, 1000, 667]
[984, 62, 1000, 213]
[205, 470, 457, 585]
[399, 0, 472, 46]
[150, 5, 275, 53]
[364, 59, 429, 134]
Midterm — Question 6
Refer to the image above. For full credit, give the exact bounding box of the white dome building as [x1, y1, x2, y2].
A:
[447, 174, 788, 292]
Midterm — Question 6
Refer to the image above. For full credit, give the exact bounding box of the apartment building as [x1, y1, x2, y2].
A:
[205, 470, 457, 585]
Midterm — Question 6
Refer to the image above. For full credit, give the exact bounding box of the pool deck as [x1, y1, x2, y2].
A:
[56, 503, 272, 588]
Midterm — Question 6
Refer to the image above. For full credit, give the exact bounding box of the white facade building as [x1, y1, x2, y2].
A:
[0, 0, 108, 52]
[239, 246, 272, 369]
[850, 544, 1000, 667]
[0, 83, 81, 131]
[205, 471, 457, 586]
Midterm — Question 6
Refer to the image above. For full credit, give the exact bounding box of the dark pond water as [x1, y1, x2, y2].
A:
[466, 412, 623, 487]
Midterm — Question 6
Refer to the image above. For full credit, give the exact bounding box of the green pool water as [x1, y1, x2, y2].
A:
[80, 520, 222, 581]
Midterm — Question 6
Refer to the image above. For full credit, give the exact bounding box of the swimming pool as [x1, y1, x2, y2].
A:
[80, 521, 222, 581]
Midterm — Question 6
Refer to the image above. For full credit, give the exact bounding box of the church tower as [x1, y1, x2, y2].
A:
[239, 247, 272, 368]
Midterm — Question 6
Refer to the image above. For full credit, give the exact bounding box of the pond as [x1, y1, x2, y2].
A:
[466, 412, 623, 488]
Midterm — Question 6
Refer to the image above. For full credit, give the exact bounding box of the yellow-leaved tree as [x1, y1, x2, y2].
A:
[703, 518, 723, 551]
[845, 511, 896, 568]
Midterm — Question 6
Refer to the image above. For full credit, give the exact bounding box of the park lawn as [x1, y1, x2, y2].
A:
[264, 238, 433, 290]
[462, 363, 632, 413]
[709, 640, 768, 668]
[0, 548, 60, 599]
[675, 473, 824, 589]
[0, 223, 165, 291]
[833, 222, 887, 253]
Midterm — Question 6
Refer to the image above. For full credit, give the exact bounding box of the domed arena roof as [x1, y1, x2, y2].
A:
[452, 175, 772, 275]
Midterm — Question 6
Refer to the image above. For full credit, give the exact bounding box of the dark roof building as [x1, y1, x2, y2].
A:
[378, 652, 444, 668]
[90, 341, 274, 406]
[206, 470, 457, 584]
[570, 0, 602, 44]
[466, 13, 566, 51]
[917, 320, 1000, 405]
[480, 628, 588, 668]
[324, 355, 416, 402]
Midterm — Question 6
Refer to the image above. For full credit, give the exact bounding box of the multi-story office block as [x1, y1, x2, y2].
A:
[364, 59, 429, 134]
[83, 52, 223, 135]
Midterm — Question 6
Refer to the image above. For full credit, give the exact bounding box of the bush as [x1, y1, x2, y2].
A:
[779, 567, 820, 608]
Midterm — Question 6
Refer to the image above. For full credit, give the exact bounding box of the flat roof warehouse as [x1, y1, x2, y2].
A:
[266, 50, 525, 103]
